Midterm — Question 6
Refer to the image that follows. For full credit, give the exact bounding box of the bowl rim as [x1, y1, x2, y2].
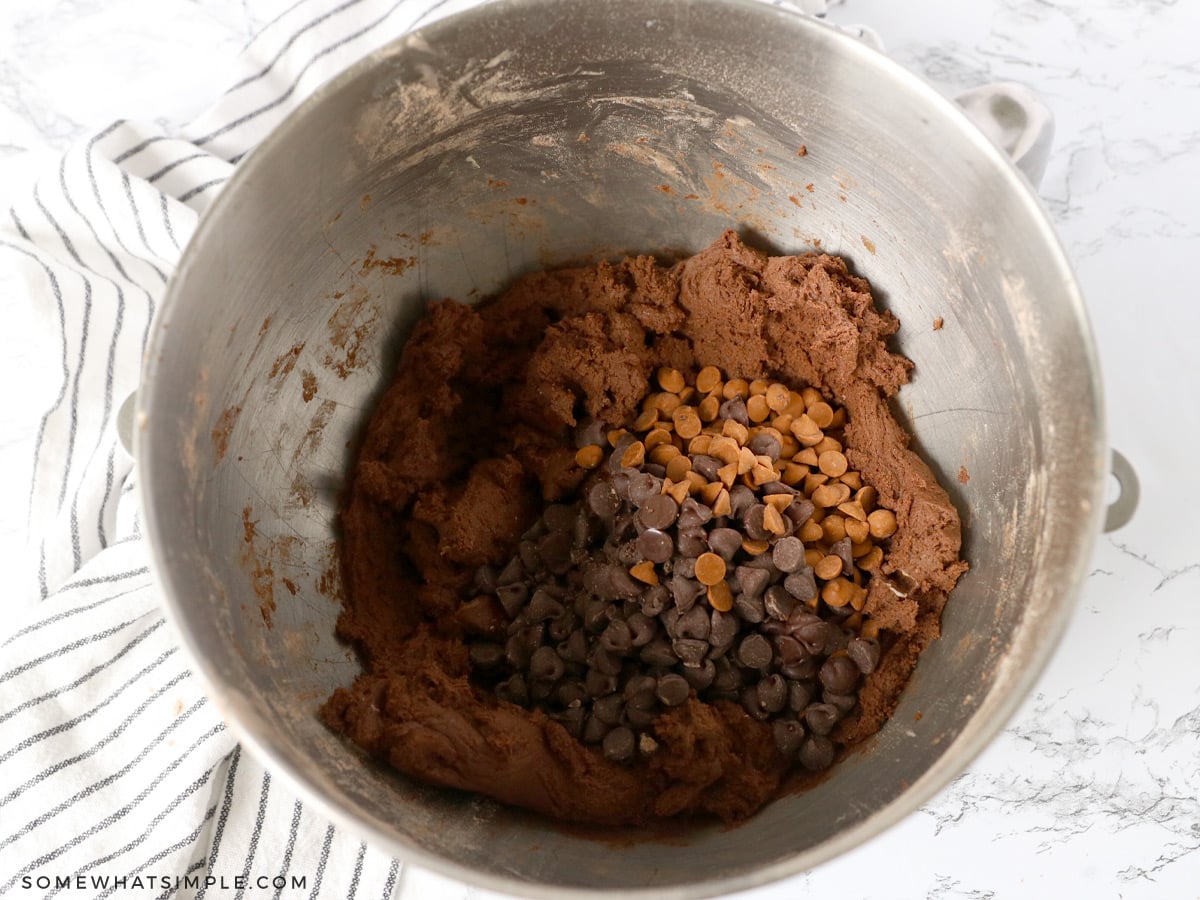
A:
[137, 0, 1107, 896]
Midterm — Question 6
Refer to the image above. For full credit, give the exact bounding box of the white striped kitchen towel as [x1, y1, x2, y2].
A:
[0, 0, 491, 897]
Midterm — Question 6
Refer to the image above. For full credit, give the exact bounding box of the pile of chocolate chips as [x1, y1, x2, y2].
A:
[462, 369, 888, 770]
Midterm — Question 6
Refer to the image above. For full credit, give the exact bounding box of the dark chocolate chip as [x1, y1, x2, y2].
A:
[583, 714, 610, 744]
[496, 673, 528, 706]
[637, 494, 679, 530]
[748, 433, 782, 460]
[587, 481, 622, 520]
[819, 655, 861, 694]
[742, 504, 771, 541]
[783, 567, 817, 602]
[641, 584, 670, 617]
[600, 619, 633, 655]
[677, 606, 711, 641]
[793, 619, 841, 656]
[673, 556, 697, 579]
[656, 673, 691, 707]
[729, 485, 756, 517]
[669, 575, 705, 612]
[553, 705, 585, 738]
[584, 668, 618, 698]
[575, 419, 608, 449]
[708, 609, 739, 652]
[583, 599, 613, 634]
[496, 582, 530, 617]
[497, 556, 525, 586]
[719, 398, 750, 426]
[785, 498, 814, 526]
[628, 471, 664, 506]
[626, 705, 658, 729]
[804, 702, 840, 736]
[640, 639, 678, 668]
[602, 726, 636, 761]
[590, 646, 623, 676]
[707, 527, 743, 561]
[711, 657, 744, 692]
[799, 734, 836, 771]
[788, 680, 814, 712]
[530, 645, 566, 682]
[681, 659, 716, 691]
[735, 565, 770, 599]
[848, 637, 881, 674]
[734, 591, 766, 624]
[473, 565, 498, 593]
[505, 633, 535, 669]
[824, 690, 858, 714]
[638, 528, 674, 563]
[627, 612, 658, 647]
[757, 674, 788, 714]
[547, 612, 576, 642]
[676, 527, 709, 557]
[594, 693, 625, 726]
[468, 642, 505, 669]
[771, 536, 806, 574]
[737, 633, 773, 670]
[678, 497, 714, 529]
[773, 718, 806, 757]
[764, 584, 797, 620]
[832, 536, 854, 576]
[556, 681, 587, 707]
[561, 629, 590, 664]
[527, 589, 565, 622]
[741, 686, 770, 720]
[673, 638, 709, 668]
[773, 634, 809, 666]
[690, 454, 722, 481]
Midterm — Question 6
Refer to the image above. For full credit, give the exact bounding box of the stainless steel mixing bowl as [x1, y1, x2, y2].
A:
[137, 0, 1113, 895]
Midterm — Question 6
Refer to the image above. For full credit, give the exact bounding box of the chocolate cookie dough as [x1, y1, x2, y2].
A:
[320, 230, 966, 826]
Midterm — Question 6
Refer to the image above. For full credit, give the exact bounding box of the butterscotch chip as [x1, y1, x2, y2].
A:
[822, 577, 855, 608]
[814, 555, 843, 580]
[804, 472, 830, 494]
[700, 481, 724, 505]
[621, 441, 646, 468]
[799, 520, 824, 542]
[851, 540, 874, 559]
[868, 508, 898, 539]
[795, 447, 819, 466]
[633, 409, 660, 432]
[850, 585, 868, 611]
[685, 471, 707, 493]
[709, 436, 740, 465]
[652, 393, 682, 416]
[575, 445, 604, 469]
[746, 394, 771, 422]
[763, 494, 793, 513]
[695, 365, 722, 394]
[716, 463, 738, 488]
[829, 407, 847, 428]
[808, 401, 834, 429]
[657, 367, 685, 393]
[840, 471, 863, 491]
[861, 620, 881, 640]
[630, 561, 659, 585]
[801, 387, 823, 407]
[784, 391, 807, 418]
[695, 552, 727, 586]
[688, 433, 713, 456]
[707, 580, 734, 612]
[673, 407, 702, 439]
[818, 450, 848, 477]
[837, 500, 867, 522]
[855, 485, 877, 511]
[737, 446, 757, 475]
[751, 463, 777, 486]
[780, 434, 801, 458]
[812, 482, 851, 508]
[649, 443, 681, 465]
[698, 394, 721, 422]
[712, 488, 732, 517]
[782, 462, 808, 485]
[722, 378, 750, 400]
[859, 546, 884, 571]
[664, 478, 690, 504]
[821, 515, 847, 543]
[765, 383, 790, 412]
[644, 427, 672, 450]
[722, 419, 750, 445]
[747, 378, 768, 396]
[845, 517, 870, 544]
[762, 504, 786, 535]
[665, 455, 693, 482]
[741, 538, 770, 555]
[607, 428, 627, 447]
[804, 548, 825, 568]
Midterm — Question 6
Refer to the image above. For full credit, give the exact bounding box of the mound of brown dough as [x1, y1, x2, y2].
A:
[320, 230, 966, 826]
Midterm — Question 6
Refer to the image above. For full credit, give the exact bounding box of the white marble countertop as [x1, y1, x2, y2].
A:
[2, 0, 1196, 898]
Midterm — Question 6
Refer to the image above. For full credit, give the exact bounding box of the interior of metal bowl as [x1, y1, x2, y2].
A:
[137, 0, 1106, 895]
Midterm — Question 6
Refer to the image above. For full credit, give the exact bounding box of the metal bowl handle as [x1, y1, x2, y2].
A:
[1105, 449, 1139, 532]
[954, 82, 1056, 187]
